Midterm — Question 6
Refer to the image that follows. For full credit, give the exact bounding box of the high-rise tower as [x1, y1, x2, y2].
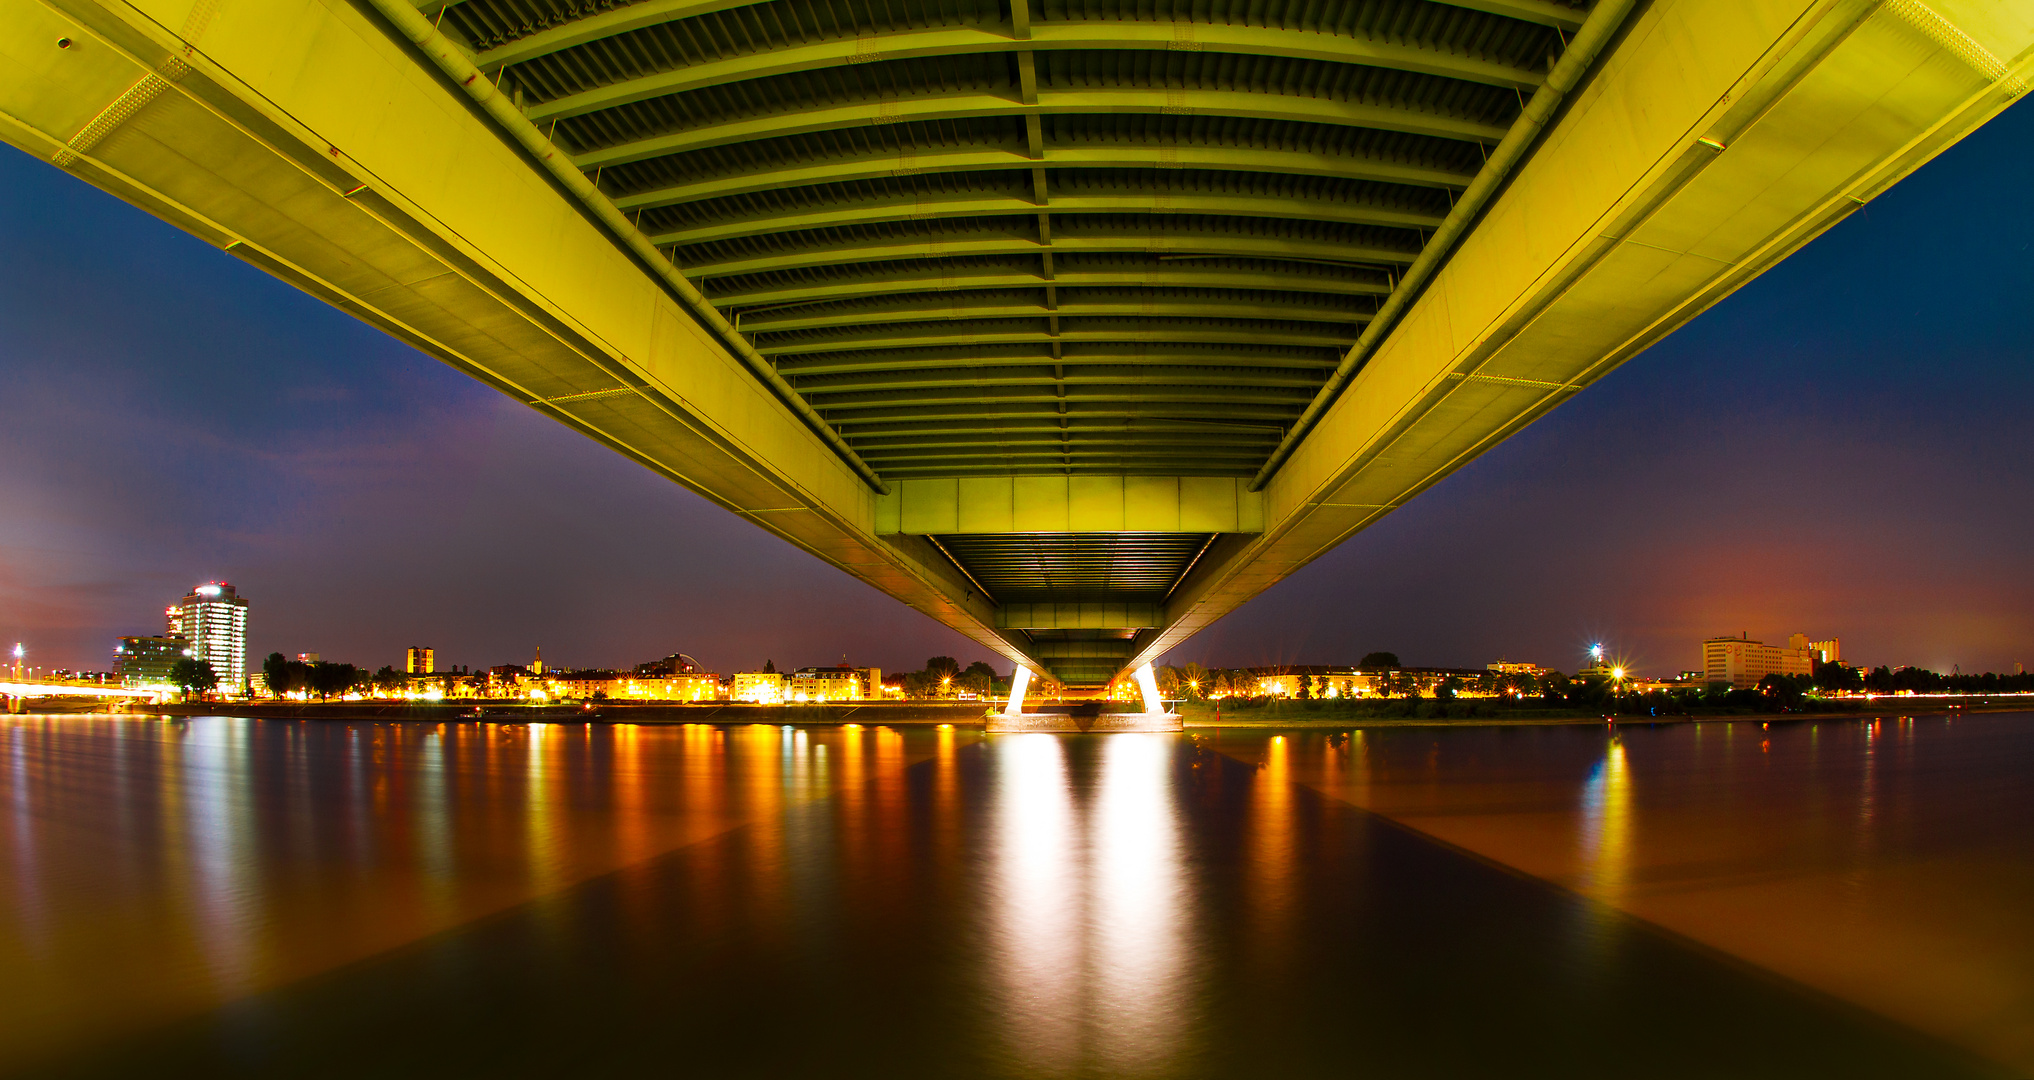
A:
[168, 582, 249, 691]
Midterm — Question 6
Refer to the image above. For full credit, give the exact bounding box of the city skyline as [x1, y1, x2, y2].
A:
[1, 103, 2030, 680]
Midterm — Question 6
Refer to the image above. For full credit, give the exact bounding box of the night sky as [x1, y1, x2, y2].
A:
[2, 99, 2029, 680]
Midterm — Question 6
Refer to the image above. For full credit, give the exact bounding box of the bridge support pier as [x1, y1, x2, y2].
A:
[986, 663, 1179, 733]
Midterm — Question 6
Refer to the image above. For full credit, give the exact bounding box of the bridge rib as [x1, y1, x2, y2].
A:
[470, 0, 776, 68]
[681, 229, 1418, 279]
[776, 349, 1334, 376]
[573, 89, 1511, 170]
[827, 402, 1302, 425]
[652, 190, 1445, 247]
[805, 385, 1314, 411]
[855, 451, 1273, 470]
[793, 366, 1331, 394]
[836, 417, 1288, 437]
[613, 145, 1479, 211]
[760, 325, 1354, 356]
[848, 431, 1277, 450]
[744, 296, 1372, 332]
[709, 261, 1389, 307]
[456, 0, 1584, 66]
[874, 462, 1258, 478]
[519, 24, 1543, 121]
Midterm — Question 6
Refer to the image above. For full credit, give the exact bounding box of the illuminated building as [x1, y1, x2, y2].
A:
[297, 652, 319, 664]
[1702, 634, 1816, 688]
[613, 673, 722, 701]
[1487, 659, 1546, 676]
[1795, 635, 1841, 665]
[731, 671, 785, 703]
[166, 581, 249, 690]
[484, 664, 528, 696]
[116, 635, 191, 687]
[405, 646, 434, 674]
[1240, 664, 1487, 699]
[1245, 666, 1371, 698]
[531, 646, 544, 675]
[787, 665, 867, 702]
[632, 652, 703, 676]
[550, 671, 618, 699]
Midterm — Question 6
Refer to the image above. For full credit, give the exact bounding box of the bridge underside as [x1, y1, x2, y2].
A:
[3, 0, 2027, 686]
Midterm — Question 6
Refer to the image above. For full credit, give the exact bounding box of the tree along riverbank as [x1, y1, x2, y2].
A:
[144, 701, 994, 724]
[1177, 696, 2034, 728]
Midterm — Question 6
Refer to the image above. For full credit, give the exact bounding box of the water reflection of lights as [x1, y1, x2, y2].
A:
[185, 718, 257, 993]
[1093, 733, 1187, 1075]
[416, 728, 455, 920]
[8, 724, 47, 954]
[990, 734, 1080, 1073]
[1248, 731, 1297, 965]
[1579, 738, 1631, 902]
[989, 733, 1192, 1076]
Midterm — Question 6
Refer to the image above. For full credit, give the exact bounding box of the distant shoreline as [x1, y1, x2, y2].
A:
[1181, 698, 2034, 729]
[138, 701, 993, 724]
[65, 698, 2034, 729]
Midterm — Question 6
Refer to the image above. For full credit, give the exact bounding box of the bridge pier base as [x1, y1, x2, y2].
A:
[986, 710, 1180, 733]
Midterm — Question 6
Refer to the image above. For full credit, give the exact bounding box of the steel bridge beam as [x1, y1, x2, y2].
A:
[779, 350, 1338, 377]
[682, 231, 1417, 279]
[522, 24, 1543, 122]
[827, 403, 1303, 425]
[996, 604, 1162, 630]
[798, 366, 1329, 393]
[614, 146, 1479, 212]
[765, 328, 1352, 356]
[710, 264, 1390, 307]
[877, 475, 1263, 534]
[840, 419, 1286, 439]
[471, 0, 775, 67]
[574, 90, 1511, 169]
[809, 386, 1313, 412]
[654, 191, 1446, 247]
[466, 0, 1583, 69]
[850, 432, 1275, 451]
[745, 297, 1371, 333]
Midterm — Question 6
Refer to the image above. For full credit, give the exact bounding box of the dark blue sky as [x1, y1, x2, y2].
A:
[2, 99, 2029, 679]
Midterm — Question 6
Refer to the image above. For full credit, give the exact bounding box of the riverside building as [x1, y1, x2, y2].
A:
[116, 635, 192, 687]
[167, 582, 249, 690]
[731, 671, 786, 703]
[787, 665, 869, 702]
[1702, 633, 1818, 689]
[405, 646, 435, 674]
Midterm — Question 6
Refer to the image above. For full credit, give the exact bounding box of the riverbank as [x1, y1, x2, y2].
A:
[146, 700, 995, 724]
[98, 697, 2034, 729]
[1178, 697, 2033, 728]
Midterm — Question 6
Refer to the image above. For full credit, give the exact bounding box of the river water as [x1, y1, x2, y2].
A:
[0, 713, 2027, 1077]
